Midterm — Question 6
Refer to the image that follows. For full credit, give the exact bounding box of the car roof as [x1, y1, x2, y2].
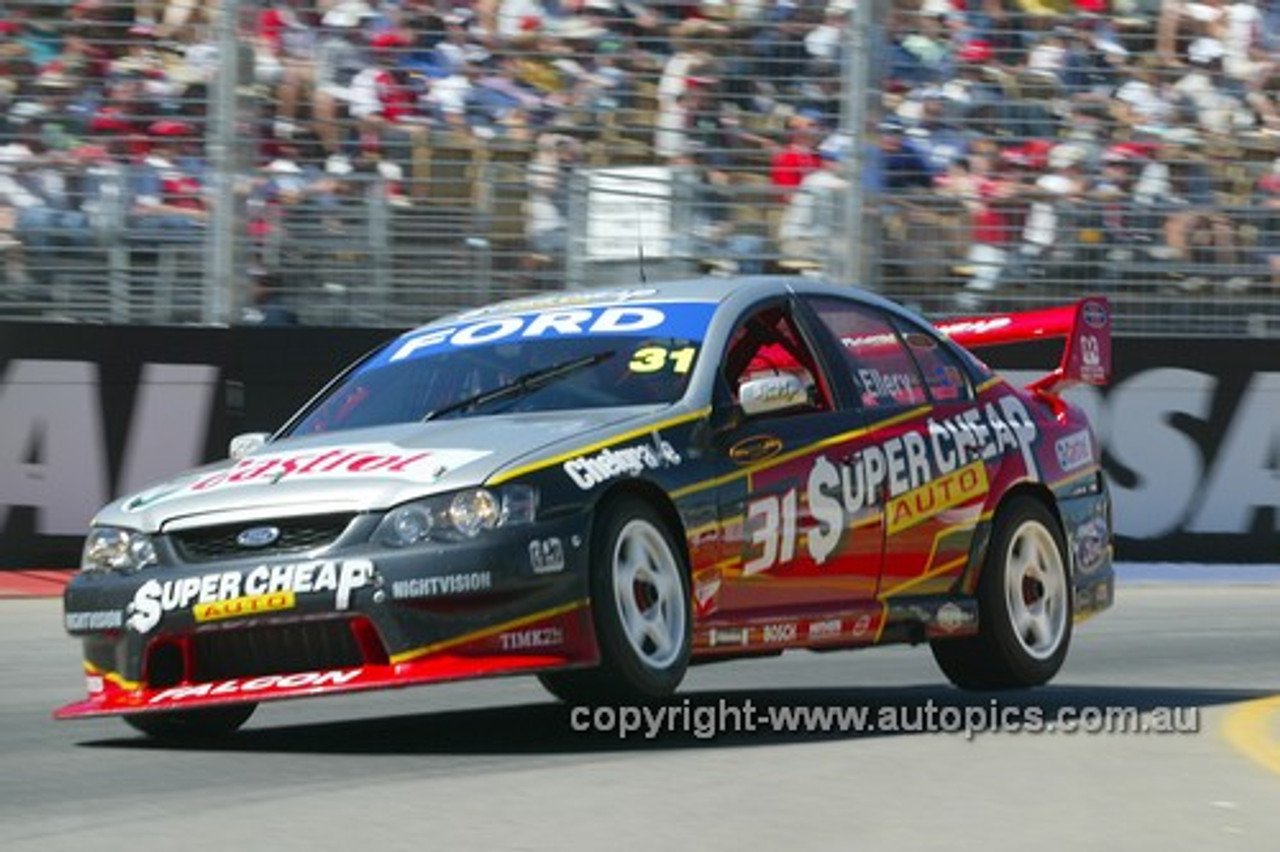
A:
[402, 276, 914, 336]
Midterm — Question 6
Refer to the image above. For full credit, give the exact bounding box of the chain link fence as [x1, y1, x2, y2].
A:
[0, 1, 1276, 333]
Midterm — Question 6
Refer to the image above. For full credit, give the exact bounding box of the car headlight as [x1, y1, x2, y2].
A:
[374, 486, 538, 547]
[81, 527, 158, 574]
[388, 503, 434, 544]
[449, 489, 501, 537]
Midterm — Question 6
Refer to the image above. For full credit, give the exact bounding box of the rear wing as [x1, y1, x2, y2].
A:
[934, 297, 1111, 395]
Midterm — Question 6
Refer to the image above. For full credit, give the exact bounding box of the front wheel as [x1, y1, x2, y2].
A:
[124, 703, 256, 741]
[540, 496, 691, 704]
[931, 496, 1072, 689]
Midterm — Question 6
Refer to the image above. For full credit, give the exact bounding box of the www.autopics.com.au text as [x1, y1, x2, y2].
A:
[570, 698, 1201, 741]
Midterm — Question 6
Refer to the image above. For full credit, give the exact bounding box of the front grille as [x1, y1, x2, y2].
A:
[170, 513, 355, 562]
[190, 620, 366, 682]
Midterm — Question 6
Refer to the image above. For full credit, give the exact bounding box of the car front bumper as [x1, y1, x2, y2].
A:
[56, 513, 598, 719]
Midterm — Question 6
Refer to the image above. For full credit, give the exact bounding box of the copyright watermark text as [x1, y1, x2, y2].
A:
[569, 698, 1201, 741]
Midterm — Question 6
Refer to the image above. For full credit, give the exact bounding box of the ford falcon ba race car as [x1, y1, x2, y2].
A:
[56, 278, 1114, 739]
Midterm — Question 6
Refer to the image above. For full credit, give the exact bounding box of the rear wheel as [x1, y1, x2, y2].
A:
[931, 496, 1072, 689]
[540, 496, 691, 704]
[124, 703, 256, 740]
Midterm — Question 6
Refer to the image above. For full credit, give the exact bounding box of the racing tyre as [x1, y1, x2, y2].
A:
[124, 703, 257, 741]
[540, 496, 691, 704]
[931, 496, 1072, 689]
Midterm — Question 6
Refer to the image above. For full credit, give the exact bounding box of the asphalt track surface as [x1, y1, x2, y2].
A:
[3, 580, 1279, 851]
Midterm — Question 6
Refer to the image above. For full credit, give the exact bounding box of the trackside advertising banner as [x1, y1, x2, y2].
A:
[0, 323, 385, 568]
[0, 323, 1275, 566]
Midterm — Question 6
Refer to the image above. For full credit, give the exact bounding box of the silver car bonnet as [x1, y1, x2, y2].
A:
[95, 408, 663, 533]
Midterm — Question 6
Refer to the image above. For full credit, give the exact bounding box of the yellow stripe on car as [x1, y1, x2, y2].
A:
[389, 600, 589, 664]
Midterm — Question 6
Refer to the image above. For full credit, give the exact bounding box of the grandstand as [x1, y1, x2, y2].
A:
[0, 0, 1276, 334]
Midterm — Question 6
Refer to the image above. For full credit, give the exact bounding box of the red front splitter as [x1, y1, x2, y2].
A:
[55, 603, 597, 719]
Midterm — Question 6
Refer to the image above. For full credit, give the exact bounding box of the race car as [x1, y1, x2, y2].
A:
[56, 278, 1114, 738]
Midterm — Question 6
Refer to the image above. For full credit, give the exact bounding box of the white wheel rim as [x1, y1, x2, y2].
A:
[611, 519, 686, 670]
[1003, 520, 1068, 661]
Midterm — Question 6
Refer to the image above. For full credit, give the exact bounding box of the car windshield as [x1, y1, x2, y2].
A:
[286, 301, 715, 436]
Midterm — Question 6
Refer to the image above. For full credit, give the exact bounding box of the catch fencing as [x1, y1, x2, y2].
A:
[0, 1, 1276, 333]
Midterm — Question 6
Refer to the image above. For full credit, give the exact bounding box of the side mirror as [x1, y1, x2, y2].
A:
[229, 432, 270, 461]
[738, 374, 810, 417]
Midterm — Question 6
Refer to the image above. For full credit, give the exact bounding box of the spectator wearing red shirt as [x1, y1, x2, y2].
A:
[770, 114, 824, 203]
[349, 31, 420, 134]
[128, 119, 207, 238]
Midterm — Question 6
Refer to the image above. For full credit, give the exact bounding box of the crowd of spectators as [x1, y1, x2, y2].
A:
[0, 0, 1277, 311]
[880, 0, 1279, 297]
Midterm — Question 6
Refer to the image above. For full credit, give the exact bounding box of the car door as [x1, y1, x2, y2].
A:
[801, 296, 991, 601]
[709, 299, 884, 623]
